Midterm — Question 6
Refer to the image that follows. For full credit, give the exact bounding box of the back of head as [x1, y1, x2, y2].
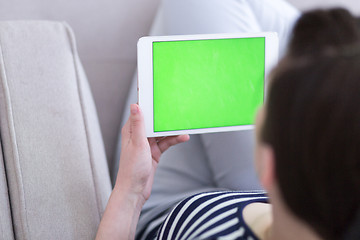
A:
[287, 8, 360, 57]
[261, 8, 360, 240]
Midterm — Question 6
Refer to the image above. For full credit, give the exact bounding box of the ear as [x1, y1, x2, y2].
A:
[258, 145, 276, 191]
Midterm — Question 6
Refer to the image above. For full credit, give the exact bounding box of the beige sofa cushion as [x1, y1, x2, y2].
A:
[0, 21, 111, 239]
[0, 139, 13, 239]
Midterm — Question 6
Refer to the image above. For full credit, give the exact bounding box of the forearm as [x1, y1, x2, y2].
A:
[96, 187, 145, 240]
[95, 104, 188, 239]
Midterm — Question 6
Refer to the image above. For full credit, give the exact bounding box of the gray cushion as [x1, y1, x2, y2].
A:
[0, 21, 111, 239]
[0, 139, 13, 239]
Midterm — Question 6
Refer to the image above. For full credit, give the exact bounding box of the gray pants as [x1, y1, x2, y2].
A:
[118, 0, 300, 236]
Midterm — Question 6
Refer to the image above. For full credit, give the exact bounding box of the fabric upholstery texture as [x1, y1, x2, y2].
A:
[0, 138, 14, 240]
[0, 21, 111, 239]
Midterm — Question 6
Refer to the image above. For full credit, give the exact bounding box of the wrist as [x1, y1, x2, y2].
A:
[112, 183, 146, 211]
[96, 184, 145, 240]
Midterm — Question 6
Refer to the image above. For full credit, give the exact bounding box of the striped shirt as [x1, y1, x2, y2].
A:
[137, 191, 268, 240]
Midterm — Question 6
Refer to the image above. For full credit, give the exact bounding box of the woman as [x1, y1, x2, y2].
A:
[96, 8, 360, 240]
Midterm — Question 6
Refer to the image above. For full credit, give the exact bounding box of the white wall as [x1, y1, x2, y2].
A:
[288, 0, 360, 15]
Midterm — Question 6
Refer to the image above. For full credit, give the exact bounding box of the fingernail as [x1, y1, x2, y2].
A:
[130, 104, 138, 115]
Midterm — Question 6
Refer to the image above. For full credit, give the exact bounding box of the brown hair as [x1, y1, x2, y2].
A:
[261, 9, 360, 239]
[288, 8, 360, 57]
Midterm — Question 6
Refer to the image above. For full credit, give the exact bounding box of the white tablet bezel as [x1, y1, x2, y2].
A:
[137, 32, 278, 137]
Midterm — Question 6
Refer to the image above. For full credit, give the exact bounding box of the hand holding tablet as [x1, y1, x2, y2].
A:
[137, 33, 278, 137]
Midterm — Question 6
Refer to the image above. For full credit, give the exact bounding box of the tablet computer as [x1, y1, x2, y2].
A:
[137, 32, 278, 137]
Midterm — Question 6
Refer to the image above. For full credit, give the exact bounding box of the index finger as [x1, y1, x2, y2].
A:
[157, 135, 190, 153]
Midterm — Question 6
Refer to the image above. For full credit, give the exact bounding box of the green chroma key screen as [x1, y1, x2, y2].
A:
[153, 37, 265, 132]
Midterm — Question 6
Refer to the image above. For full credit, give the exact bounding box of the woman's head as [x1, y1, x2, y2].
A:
[256, 8, 360, 239]
[287, 8, 360, 57]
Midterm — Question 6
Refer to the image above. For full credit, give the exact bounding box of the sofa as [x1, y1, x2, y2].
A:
[3, 0, 357, 239]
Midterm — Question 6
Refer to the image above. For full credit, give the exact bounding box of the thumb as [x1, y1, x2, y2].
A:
[130, 104, 147, 146]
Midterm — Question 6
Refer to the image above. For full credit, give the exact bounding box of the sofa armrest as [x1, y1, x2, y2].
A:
[0, 21, 111, 240]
